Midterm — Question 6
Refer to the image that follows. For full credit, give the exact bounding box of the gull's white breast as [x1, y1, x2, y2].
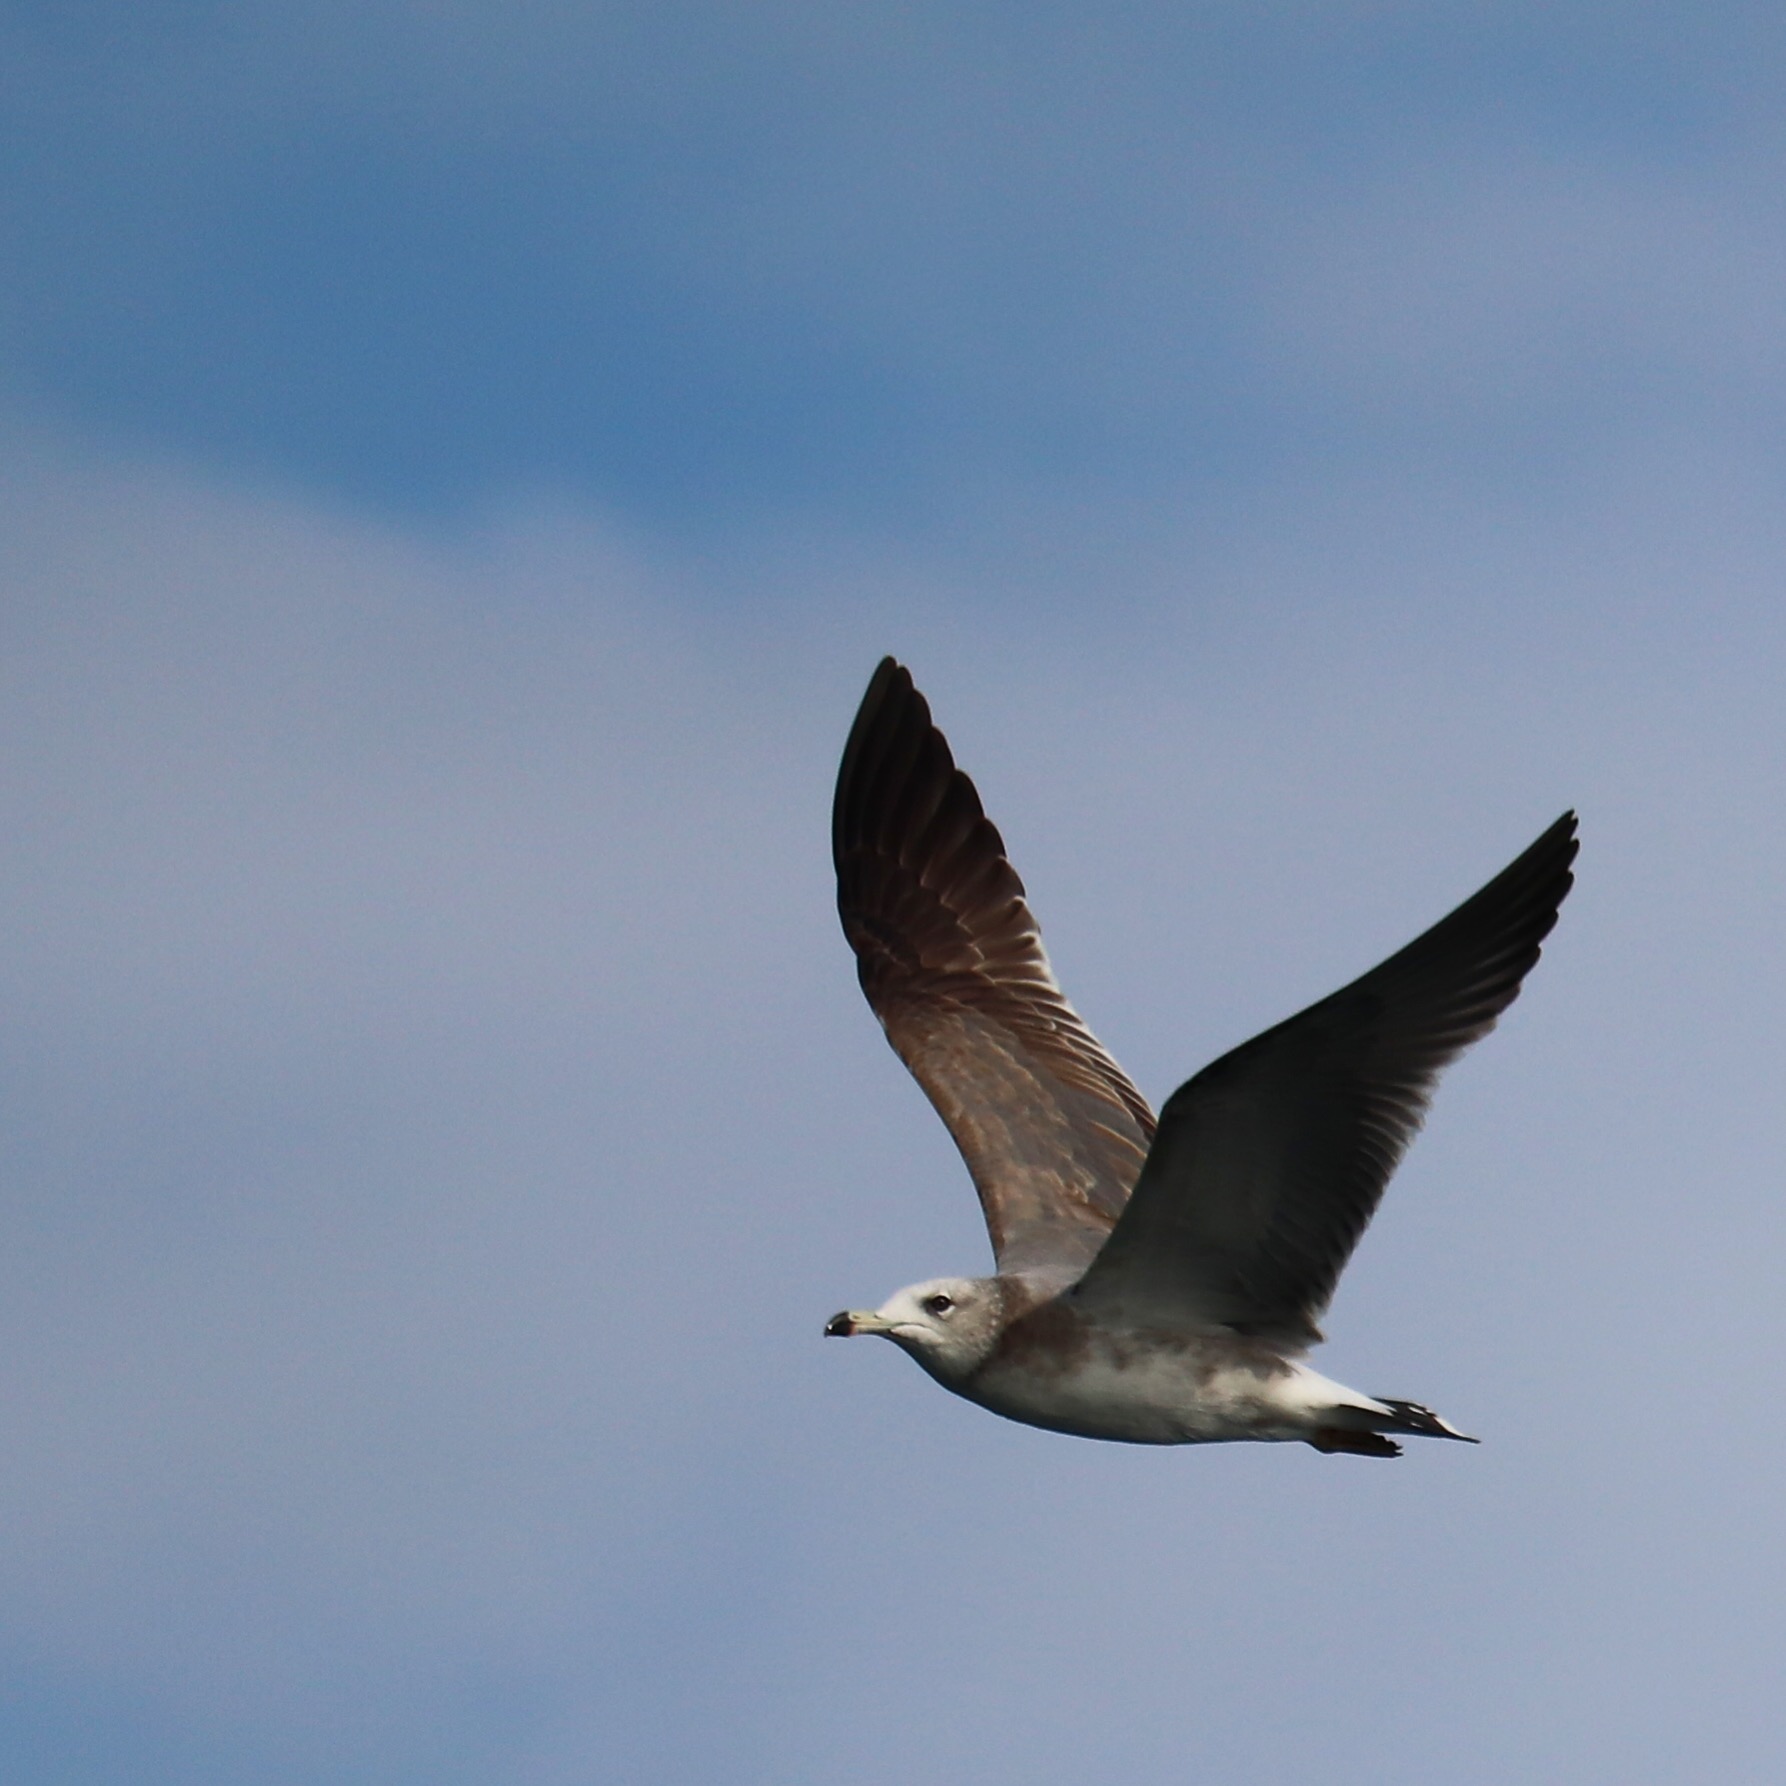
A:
[964, 1323, 1381, 1446]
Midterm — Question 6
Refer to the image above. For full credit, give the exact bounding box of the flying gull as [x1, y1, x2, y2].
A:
[825, 658, 1576, 1457]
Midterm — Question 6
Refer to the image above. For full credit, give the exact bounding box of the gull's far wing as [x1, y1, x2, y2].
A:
[833, 659, 1155, 1278]
[1073, 813, 1578, 1348]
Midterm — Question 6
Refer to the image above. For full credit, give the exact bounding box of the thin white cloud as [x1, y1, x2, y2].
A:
[2, 418, 1785, 1779]
[1262, 146, 1786, 404]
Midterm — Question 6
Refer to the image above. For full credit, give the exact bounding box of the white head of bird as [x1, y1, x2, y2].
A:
[825, 1276, 1004, 1384]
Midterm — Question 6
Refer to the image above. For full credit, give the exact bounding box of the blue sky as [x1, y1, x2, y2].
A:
[4, 6, 1786, 1783]
[12, 3, 1785, 523]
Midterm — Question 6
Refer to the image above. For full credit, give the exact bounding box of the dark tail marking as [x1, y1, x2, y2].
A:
[1374, 1398, 1479, 1444]
[1308, 1428, 1402, 1458]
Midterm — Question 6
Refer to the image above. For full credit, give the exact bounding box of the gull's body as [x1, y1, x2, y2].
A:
[825, 659, 1577, 1457]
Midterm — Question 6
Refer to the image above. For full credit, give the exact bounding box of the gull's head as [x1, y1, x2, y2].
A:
[824, 1276, 1003, 1382]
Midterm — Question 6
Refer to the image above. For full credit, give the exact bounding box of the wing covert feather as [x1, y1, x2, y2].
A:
[834, 659, 1155, 1276]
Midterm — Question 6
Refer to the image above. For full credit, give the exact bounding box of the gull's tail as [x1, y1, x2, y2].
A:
[1374, 1397, 1478, 1444]
[1307, 1397, 1478, 1459]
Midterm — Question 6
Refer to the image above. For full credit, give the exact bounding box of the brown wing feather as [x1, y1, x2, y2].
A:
[1073, 812, 1578, 1347]
[834, 658, 1155, 1277]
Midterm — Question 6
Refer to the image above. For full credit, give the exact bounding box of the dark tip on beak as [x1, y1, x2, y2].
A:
[824, 1311, 854, 1337]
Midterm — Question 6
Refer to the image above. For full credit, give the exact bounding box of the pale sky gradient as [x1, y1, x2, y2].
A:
[4, 7, 1786, 1783]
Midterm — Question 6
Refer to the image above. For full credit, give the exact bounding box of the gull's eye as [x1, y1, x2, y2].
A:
[921, 1293, 955, 1316]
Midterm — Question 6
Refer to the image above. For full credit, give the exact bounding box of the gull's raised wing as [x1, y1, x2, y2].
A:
[1072, 813, 1578, 1348]
[834, 659, 1155, 1278]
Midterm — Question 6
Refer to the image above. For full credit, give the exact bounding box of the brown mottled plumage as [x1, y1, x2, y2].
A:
[833, 657, 1154, 1277]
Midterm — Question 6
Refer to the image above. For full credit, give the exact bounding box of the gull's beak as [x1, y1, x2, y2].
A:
[825, 1309, 892, 1337]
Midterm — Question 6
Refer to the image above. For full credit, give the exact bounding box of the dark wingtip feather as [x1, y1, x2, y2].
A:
[832, 657, 911, 865]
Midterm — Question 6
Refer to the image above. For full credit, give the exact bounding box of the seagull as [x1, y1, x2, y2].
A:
[825, 659, 1576, 1457]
